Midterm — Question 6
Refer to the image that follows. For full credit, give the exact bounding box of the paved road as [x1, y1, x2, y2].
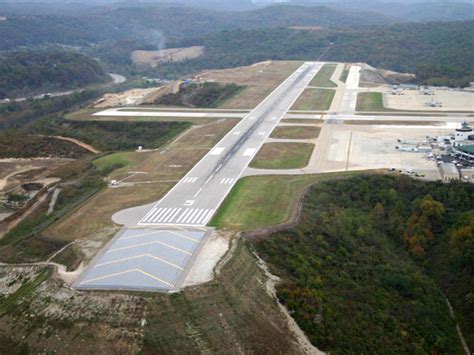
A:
[138, 62, 323, 227]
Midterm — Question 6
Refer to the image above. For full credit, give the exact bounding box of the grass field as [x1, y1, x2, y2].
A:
[210, 172, 364, 231]
[310, 64, 337, 88]
[46, 182, 173, 246]
[291, 88, 335, 111]
[270, 126, 321, 139]
[249, 143, 314, 169]
[339, 64, 350, 83]
[356, 92, 395, 112]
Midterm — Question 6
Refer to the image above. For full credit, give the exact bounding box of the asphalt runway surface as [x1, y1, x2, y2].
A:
[137, 61, 323, 227]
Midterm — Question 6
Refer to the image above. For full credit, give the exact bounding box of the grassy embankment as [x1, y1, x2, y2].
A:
[310, 64, 337, 88]
[249, 143, 314, 170]
[291, 88, 335, 111]
[270, 126, 320, 139]
[210, 171, 364, 231]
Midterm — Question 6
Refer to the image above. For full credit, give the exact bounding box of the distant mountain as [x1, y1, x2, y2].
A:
[158, 20, 474, 87]
[0, 5, 395, 50]
[290, 1, 474, 22]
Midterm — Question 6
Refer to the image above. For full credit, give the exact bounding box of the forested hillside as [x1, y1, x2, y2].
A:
[0, 5, 392, 50]
[1, 5, 471, 86]
[161, 21, 474, 86]
[0, 50, 108, 99]
[254, 175, 473, 353]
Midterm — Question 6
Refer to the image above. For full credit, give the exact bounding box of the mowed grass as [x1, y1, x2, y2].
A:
[356, 92, 395, 112]
[310, 64, 337, 88]
[210, 171, 364, 231]
[291, 88, 335, 111]
[249, 143, 314, 169]
[270, 126, 321, 139]
[46, 183, 174, 245]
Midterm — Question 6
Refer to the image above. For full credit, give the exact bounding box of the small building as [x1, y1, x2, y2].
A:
[460, 168, 474, 181]
[439, 163, 460, 181]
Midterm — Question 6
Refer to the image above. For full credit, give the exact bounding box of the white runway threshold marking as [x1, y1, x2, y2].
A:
[209, 147, 225, 155]
[243, 148, 257, 157]
[220, 178, 235, 185]
[182, 177, 198, 184]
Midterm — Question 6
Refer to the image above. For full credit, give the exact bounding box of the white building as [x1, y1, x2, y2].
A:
[439, 163, 460, 181]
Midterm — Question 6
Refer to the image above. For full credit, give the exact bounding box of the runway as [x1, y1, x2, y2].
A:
[138, 62, 323, 227]
[75, 62, 323, 291]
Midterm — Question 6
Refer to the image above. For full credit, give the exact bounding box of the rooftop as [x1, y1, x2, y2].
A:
[456, 145, 474, 154]
[439, 162, 459, 175]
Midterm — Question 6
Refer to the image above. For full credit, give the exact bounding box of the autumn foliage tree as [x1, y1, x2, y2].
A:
[403, 195, 445, 256]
